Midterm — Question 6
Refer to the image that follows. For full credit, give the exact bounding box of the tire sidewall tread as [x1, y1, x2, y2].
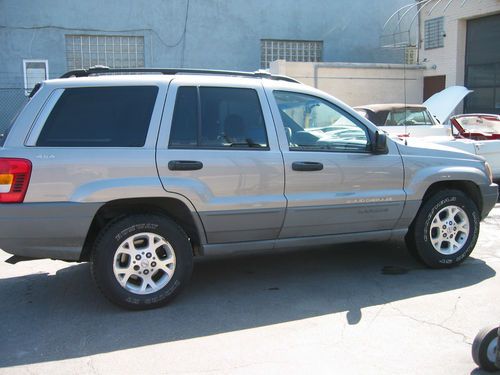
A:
[472, 325, 499, 371]
[407, 189, 480, 268]
[90, 214, 193, 310]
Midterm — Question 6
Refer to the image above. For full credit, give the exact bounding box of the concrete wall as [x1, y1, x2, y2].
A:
[0, 0, 410, 131]
[0, 0, 410, 85]
[418, 0, 500, 86]
[270, 61, 424, 107]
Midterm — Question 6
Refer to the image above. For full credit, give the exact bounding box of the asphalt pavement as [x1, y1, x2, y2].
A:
[1, 205, 499, 374]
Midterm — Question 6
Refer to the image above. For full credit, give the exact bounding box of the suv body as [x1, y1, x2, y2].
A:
[0, 69, 497, 309]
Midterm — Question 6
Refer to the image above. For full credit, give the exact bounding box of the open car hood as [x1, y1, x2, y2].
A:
[423, 86, 473, 124]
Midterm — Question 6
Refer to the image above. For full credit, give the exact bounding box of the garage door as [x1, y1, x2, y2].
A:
[464, 13, 500, 114]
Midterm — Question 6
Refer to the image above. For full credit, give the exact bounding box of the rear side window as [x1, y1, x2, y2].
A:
[37, 86, 158, 147]
[169, 87, 198, 147]
[169, 86, 268, 149]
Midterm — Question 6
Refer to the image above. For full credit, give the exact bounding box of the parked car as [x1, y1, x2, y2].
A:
[404, 114, 500, 181]
[433, 114, 500, 181]
[354, 103, 444, 137]
[355, 87, 500, 179]
[451, 114, 500, 140]
[354, 86, 472, 137]
[0, 67, 497, 310]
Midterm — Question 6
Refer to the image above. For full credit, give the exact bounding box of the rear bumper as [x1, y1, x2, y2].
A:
[480, 183, 498, 220]
[0, 202, 102, 261]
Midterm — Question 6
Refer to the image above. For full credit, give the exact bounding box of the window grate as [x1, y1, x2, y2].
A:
[260, 39, 323, 69]
[23, 60, 48, 96]
[424, 17, 444, 50]
[65, 35, 145, 70]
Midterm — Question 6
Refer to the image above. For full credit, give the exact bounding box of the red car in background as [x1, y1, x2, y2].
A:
[451, 114, 500, 140]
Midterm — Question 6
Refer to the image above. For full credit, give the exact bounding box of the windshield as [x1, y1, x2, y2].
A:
[385, 109, 434, 126]
[454, 115, 500, 134]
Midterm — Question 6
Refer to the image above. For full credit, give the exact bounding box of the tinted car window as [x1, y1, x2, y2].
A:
[37, 86, 158, 147]
[169, 87, 198, 146]
[200, 87, 267, 148]
[169, 86, 268, 149]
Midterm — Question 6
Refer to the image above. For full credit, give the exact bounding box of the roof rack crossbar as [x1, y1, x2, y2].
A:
[59, 66, 300, 83]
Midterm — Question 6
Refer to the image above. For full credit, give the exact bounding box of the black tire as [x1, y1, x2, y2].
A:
[472, 325, 499, 372]
[90, 214, 193, 310]
[405, 189, 480, 268]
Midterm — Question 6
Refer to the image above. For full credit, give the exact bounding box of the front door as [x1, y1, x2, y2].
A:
[265, 88, 406, 238]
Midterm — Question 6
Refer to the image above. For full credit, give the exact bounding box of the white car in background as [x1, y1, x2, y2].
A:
[356, 86, 500, 181]
[421, 114, 500, 181]
[354, 86, 472, 137]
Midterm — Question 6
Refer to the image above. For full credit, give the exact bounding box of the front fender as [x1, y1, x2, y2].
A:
[404, 165, 488, 200]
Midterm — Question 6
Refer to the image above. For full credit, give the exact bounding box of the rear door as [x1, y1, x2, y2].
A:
[156, 77, 286, 243]
[264, 85, 406, 238]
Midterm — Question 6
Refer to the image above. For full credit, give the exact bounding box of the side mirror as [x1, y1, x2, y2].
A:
[372, 131, 388, 154]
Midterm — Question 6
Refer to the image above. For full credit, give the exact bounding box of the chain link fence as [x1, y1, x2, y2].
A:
[0, 88, 29, 134]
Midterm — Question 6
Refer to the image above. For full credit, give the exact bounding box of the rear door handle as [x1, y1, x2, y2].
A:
[168, 160, 203, 171]
[292, 161, 324, 171]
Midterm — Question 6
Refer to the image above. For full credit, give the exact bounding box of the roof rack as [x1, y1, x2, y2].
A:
[59, 66, 300, 84]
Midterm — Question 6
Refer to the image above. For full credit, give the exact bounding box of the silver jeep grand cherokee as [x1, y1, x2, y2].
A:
[0, 67, 497, 310]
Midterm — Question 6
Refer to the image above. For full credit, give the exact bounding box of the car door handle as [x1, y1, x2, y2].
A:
[168, 160, 204, 171]
[292, 161, 324, 171]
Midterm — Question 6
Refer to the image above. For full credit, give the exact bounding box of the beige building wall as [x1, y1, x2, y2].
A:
[418, 0, 500, 86]
[270, 60, 424, 107]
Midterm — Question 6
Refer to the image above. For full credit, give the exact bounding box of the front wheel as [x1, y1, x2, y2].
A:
[405, 189, 480, 268]
[91, 214, 193, 310]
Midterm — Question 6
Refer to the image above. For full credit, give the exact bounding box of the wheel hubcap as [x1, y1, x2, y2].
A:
[429, 205, 470, 255]
[486, 336, 498, 363]
[112, 232, 176, 295]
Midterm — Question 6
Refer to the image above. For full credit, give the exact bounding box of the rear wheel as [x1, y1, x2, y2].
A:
[405, 189, 480, 268]
[91, 214, 193, 310]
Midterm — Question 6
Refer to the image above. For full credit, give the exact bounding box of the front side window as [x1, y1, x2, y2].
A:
[169, 87, 268, 149]
[37, 86, 158, 147]
[273, 91, 369, 152]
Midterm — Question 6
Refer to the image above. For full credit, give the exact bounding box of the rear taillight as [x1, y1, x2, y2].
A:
[0, 158, 32, 203]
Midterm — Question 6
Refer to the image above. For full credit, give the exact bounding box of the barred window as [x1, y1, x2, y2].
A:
[23, 60, 48, 96]
[260, 39, 323, 69]
[424, 17, 444, 50]
[65, 35, 145, 70]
